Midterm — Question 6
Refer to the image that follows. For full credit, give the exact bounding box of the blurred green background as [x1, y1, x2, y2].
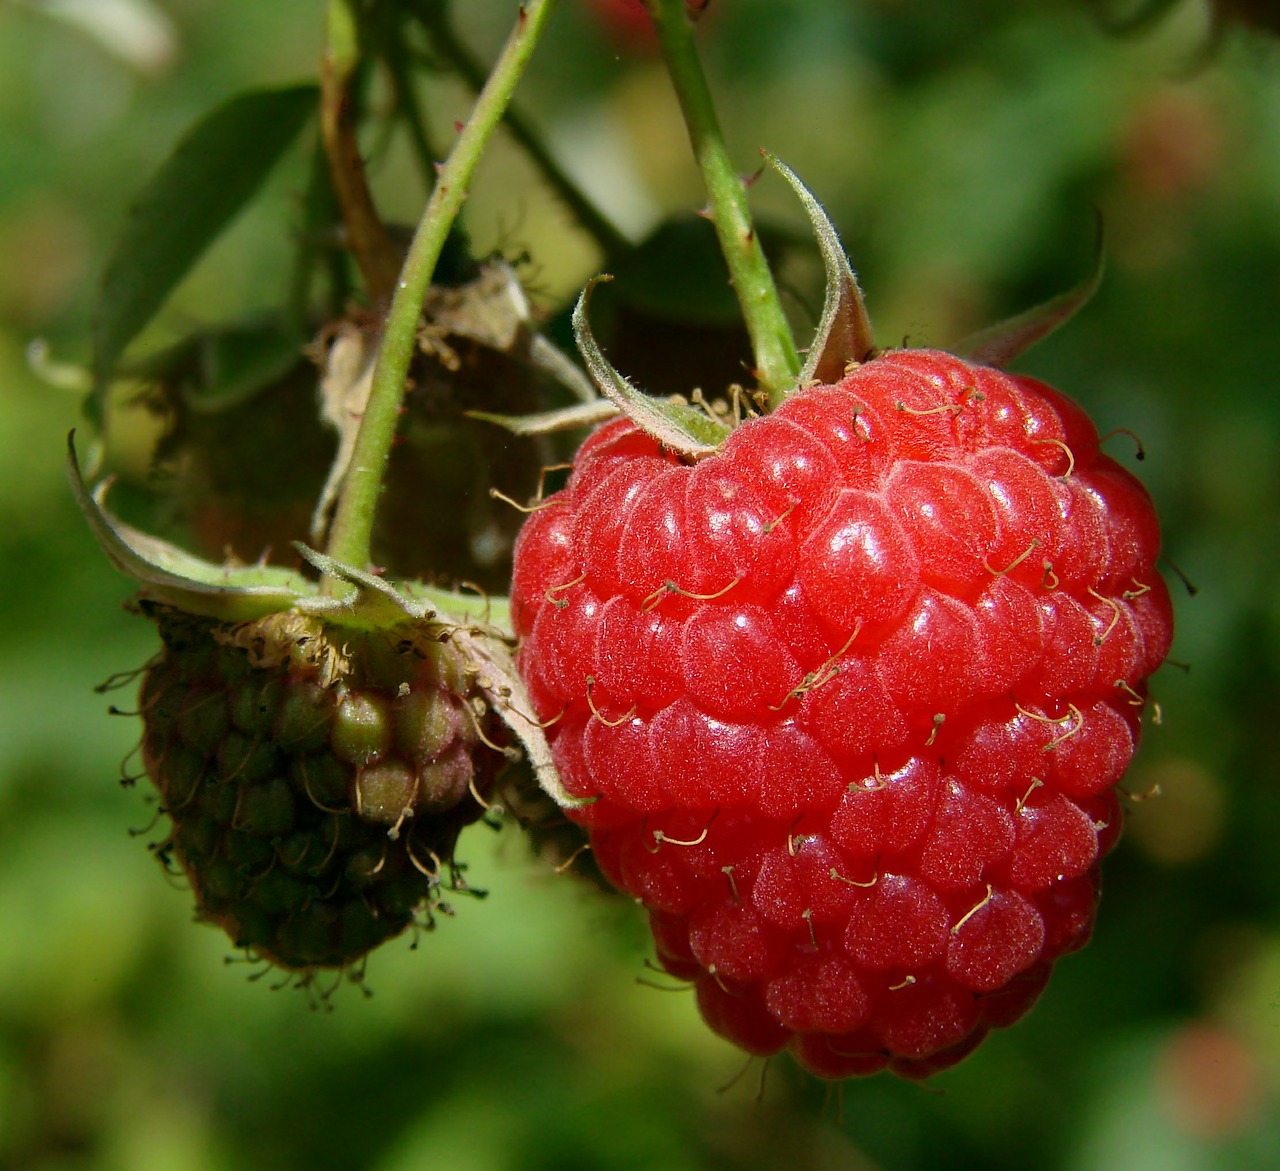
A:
[3, 0, 1279, 1168]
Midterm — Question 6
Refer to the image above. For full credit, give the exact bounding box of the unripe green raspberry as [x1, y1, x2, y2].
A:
[140, 604, 503, 972]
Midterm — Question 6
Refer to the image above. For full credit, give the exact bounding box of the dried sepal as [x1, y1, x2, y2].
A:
[451, 625, 583, 810]
[467, 400, 620, 438]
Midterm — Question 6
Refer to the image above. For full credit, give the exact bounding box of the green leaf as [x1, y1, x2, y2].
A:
[122, 315, 306, 413]
[607, 214, 743, 327]
[92, 83, 319, 394]
[178, 317, 307, 412]
[572, 278, 730, 459]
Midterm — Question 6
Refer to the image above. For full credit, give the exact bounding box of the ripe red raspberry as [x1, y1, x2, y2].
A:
[584, 0, 713, 51]
[511, 348, 1172, 1078]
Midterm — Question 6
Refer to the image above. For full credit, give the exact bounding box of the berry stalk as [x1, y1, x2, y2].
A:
[323, 0, 561, 584]
[647, 0, 799, 402]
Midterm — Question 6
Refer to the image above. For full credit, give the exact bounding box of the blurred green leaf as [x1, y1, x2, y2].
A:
[604, 213, 802, 327]
[91, 83, 319, 394]
[956, 213, 1104, 367]
[608, 214, 741, 325]
[156, 316, 308, 412]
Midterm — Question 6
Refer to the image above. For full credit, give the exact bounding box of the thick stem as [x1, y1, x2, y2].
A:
[647, 0, 799, 404]
[323, 0, 560, 583]
[321, 0, 403, 305]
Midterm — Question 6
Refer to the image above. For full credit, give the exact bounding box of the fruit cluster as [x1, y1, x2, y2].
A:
[139, 603, 498, 972]
[510, 347, 1173, 1077]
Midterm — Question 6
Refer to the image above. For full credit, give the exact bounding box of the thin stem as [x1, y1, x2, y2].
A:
[287, 139, 337, 331]
[323, 0, 561, 583]
[322, 0, 403, 304]
[414, 0, 630, 258]
[383, 15, 443, 196]
[647, 0, 799, 403]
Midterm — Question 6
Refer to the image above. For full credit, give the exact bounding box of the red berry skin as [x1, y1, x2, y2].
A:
[511, 350, 1173, 1078]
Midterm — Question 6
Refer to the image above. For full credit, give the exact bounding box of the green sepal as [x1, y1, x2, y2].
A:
[139, 316, 307, 413]
[290, 545, 439, 627]
[956, 216, 1105, 368]
[572, 277, 730, 457]
[295, 548, 577, 806]
[766, 154, 876, 388]
[288, 546, 511, 635]
[69, 433, 311, 620]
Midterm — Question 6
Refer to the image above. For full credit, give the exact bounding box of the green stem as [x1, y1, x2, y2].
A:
[416, 0, 630, 259]
[323, 0, 561, 584]
[647, 0, 799, 404]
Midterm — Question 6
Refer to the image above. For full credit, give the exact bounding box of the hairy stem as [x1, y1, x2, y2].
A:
[323, 0, 561, 583]
[647, 0, 799, 403]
